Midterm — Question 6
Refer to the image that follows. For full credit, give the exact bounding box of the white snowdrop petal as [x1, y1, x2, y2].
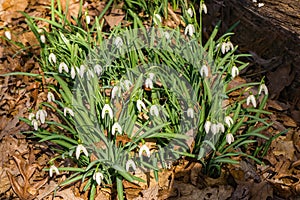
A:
[102, 104, 113, 119]
[47, 92, 55, 102]
[145, 78, 153, 89]
[28, 113, 35, 121]
[4, 31, 11, 40]
[40, 35, 46, 43]
[112, 122, 122, 135]
[224, 116, 234, 127]
[204, 121, 211, 134]
[187, 8, 193, 17]
[226, 133, 234, 144]
[126, 159, 137, 172]
[187, 108, 194, 118]
[48, 53, 56, 64]
[139, 144, 151, 158]
[150, 105, 159, 117]
[200, 65, 208, 77]
[71, 66, 76, 79]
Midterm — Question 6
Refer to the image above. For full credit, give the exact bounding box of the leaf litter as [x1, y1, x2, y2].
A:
[1, 0, 300, 199]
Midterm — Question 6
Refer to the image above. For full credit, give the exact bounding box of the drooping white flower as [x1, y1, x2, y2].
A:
[64, 107, 74, 117]
[231, 66, 239, 78]
[226, 133, 234, 144]
[31, 119, 39, 130]
[28, 113, 35, 121]
[77, 65, 86, 78]
[200, 65, 209, 77]
[258, 84, 268, 95]
[111, 86, 120, 99]
[40, 34, 46, 43]
[136, 100, 146, 112]
[123, 80, 132, 91]
[150, 105, 159, 117]
[187, 8, 193, 17]
[102, 104, 113, 119]
[145, 78, 153, 89]
[126, 159, 137, 172]
[184, 24, 195, 37]
[139, 144, 151, 158]
[36, 109, 47, 124]
[258, 3, 264, 7]
[71, 66, 76, 79]
[112, 122, 122, 135]
[86, 15, 91, 24]
[224, 116, 234, 127]
[252, 0, 257, 2]
[210, 123, 218, 135]
[76, 144, 88, 159]
[114, 36, 123, 49]
[204, 121, 212, 134]
[87, 69, 94, 79]
[163, 31, 170, 40]
[59, 62, 69, 73]
[246, 94, 257, 108]
[47, 92, 55, 102]
[48, 53, 56, 64]
[49, 165, 60, 177]
[94, 64, 102, 76]
[221, 41, 234, 54]
[93, 172, 104, 185]
[153, 14, 162, 25]
[187, 107, 194, 118]
[148, 73, 155, 80]
[201, 3, 208, 14]
[217, 122, 225, 133]
[4, 31, 11, 40]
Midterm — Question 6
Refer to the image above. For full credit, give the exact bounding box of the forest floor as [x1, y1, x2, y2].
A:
[0, 0, 300, 199]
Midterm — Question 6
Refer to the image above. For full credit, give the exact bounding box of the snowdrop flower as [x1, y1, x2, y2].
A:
[4, 31, 11, 40]
[94, 64, 102, 76]
[64, 107, 74, 117]
[114, 37, 123, 49]
[59, 62, 69, 73]
[153, 14, 162, 25]
[111, 86, 121, 99]
[126, 159, 137, 172]
[224, 116, 234, 127]
[49, 165, 60, 177]
[150, 105, 159, 117]
[112, 122, 122, 135]
[145, 78, 153, 89]
[187, 8, 193, 17]
[211, 123, 218, 135]
[226, 133, 234, 144]
[246, 94, 257, 108]
[252, 0, 257, 2]
[231, 66, 239, 78]
[136, 100, 146, 112]
[221, 41, 234, 54]
[87, 69, 94, 79]
[184, 24, 195, 37]
[139, 144, 151, 158]
[47, 92, 55, 102]
[77, 65, 85, 78]
[258, 84, 268, 95]
[217, 122, 225, 133]
[102, 104, 113, 119]
[258, 3, 264, 7]
[76, 144, 88, 159]
[36, 109, 47, 124]
[148, 73, 155, 80]
[28, 113, 35, 121]
[70, 66, 76, 79]
[187, 107, 194, 118]
[93, 172, 104, 185]
[163, 31, 170, 40]
[204, 121, 212, 134]
[86, 15, 91, 24]
[123, 80, 132, 91]
[31, 119, 39, 130]
[200, 65, 209, 77]
[201, 3, 208, 14]
[48, 53, 56, 64]
[40, 34, 46, 43]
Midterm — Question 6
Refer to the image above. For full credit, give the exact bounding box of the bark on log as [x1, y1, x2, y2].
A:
[204, 0, 300, 122]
